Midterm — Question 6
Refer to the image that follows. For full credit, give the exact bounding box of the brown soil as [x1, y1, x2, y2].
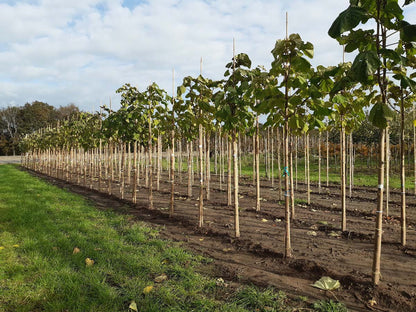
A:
[23, 168, 416, 312]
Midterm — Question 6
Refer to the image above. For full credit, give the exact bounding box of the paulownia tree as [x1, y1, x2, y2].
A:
[329, 0, 416, 285]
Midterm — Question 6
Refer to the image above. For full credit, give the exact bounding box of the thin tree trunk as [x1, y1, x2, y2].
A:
[157, 134, 161, 191]
[318, 131, 322, 194]
[385, 127, 390, 216]
[133, 141, 138, 204]
[306, 133, 311, 205]
[290, 134, 295, 220]
[372, 129, 386, 285]
[198, 124, 204, 227]
[227, 136, 232, 206]
[187, 141, 192, 198]
[341, 122, 347, 231]
[233, 131, 240, 238]
[277, 128, 282, 200]
[326, 130, 329, 187]
[148, 112, 154, 210]
[206, 131, 211, 201]
[255, 116, 260, 212]
[400, 94, 406, 246]
[170, 129, 175, 218]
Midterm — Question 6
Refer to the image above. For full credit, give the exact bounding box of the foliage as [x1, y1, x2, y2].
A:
[313, 300, 348, 312]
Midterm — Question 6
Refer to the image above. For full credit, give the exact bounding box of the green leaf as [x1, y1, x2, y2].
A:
[129, 301, 138, 311]
[401, 24, 416, 43]
[393, 73, 416, 93]
[350, 51, 380, 83]
[302, 42, 314, 58]
[328, 6, 368, 39]
[312, 276, 341, 291]
[368, 103, 393, 129]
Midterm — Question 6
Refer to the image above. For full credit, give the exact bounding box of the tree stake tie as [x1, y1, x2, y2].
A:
[282, 166, 289, 177]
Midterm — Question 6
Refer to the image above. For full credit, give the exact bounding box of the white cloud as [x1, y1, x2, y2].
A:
[1, 0, 414, 112]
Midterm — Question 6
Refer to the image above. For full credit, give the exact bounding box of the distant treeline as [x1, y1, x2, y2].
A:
[0, 101, 80, 155]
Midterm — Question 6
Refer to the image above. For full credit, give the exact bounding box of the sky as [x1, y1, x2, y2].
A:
[1, 0, 416, 112]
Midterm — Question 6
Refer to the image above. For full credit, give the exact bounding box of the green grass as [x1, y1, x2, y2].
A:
[0, 164, 347, 312]
[168, 153, 415, 190]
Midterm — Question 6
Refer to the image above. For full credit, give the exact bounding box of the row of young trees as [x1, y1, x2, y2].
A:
[20, 0, 416, 286]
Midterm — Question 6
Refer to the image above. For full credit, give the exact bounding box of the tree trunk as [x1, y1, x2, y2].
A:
[284, 124, 291, 258]
[198, 124, 204, 227]
[277, 128, 282, 200]
[385, 127, 390, 216]
[400, 94, 406, 246]
[290, 134, 295, 220]
[187, 141, 192, 198]
[206, 131, 211, 201]
[255, 116, 260, 212]
[318, 132, 322, 194]
[306, 133, 311, 205]
[326, 130, 329, 187]
[372, 129, 386, 285]
[341, 122, 346, 231]
[133, 141, 138, 204]
[233, 131, 240, 238]
[170, 129, 175, 218]
[227, 136, 232, 206]
[148, 114, 154, 210]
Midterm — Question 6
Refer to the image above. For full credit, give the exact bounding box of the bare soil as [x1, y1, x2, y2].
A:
[23, 167, 416, 312]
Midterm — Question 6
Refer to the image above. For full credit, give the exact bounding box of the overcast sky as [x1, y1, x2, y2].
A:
[1, 0, 416, 112]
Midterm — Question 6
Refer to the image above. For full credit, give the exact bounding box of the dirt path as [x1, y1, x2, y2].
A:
[0, 156, 21, 164]
[23, 168, 416, 312]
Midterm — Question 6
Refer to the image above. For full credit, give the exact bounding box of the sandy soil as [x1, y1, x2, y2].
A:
[22, 167, 416, 312]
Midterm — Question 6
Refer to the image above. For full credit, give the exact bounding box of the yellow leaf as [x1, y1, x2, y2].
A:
[154, 274, 168, 283]
[12, 244, 19, 248]
[261, 218, 268, 222]
[73, 247, 80, 254]
[199, 238, 204, 241]
[129, 301, 138, 311]
[0, 246, 5, 250]
[85, 258, 94, 266]
[143, 285, 153, 294]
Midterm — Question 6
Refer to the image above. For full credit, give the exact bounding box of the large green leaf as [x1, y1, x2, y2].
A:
[368, 103, 393, 129]
[328, 6, 368, 38]
[401, 24, 416, 43]
[312, 276, 341, 291]
[351, 51, 380, 83]
[393, 73, 416, 92]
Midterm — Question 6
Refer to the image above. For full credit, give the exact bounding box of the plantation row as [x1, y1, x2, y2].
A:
[20, 1, 416, 287]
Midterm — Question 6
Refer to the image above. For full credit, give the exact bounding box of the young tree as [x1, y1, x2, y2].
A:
[329, 0, 416, 285]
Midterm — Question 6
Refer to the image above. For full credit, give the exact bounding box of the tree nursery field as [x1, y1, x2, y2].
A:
[11, 1, 416, 311]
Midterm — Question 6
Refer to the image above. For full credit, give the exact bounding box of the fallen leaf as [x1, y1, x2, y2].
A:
[73, 247, 80, 254]
[274, 218, 282, 222]
[328, 231, 340, 238]
[368, 299, 377, 306]
[129, 300, 138, 311]
[154, 274, 168, 283]
[0, 246, 5, 250]
[312, 276, 340, 291]
[143, 285, 153, 294]
[222, 248, 232, 252]
[199, 238, 204, 241]
[12, 244, 19, 248]
[261, 218, 268, 222]
[85, 258, 95, 266]
[307, 231, 317, 237]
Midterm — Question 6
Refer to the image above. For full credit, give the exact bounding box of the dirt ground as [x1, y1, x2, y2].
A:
[0, 156, 21, 164]
[23, 167, 416, 312]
